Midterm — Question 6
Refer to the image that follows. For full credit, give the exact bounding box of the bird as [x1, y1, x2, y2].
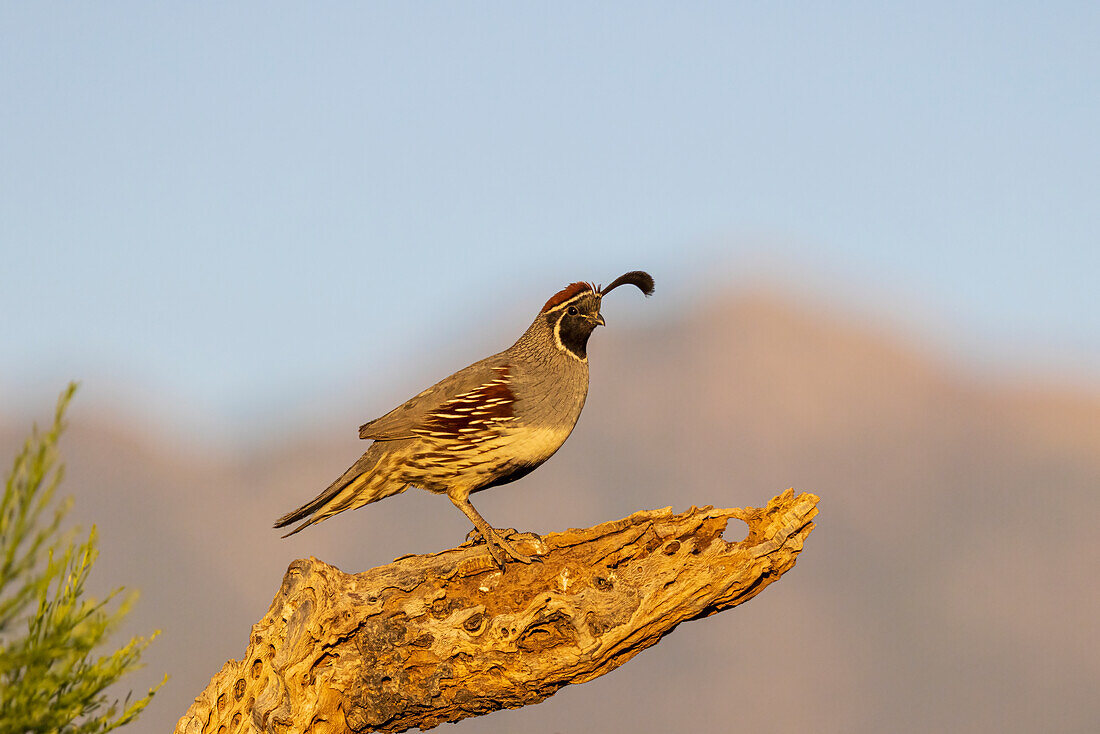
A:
[274, 270, 654, 568]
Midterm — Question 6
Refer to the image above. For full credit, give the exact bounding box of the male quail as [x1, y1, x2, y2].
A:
[274, 270, 654, 568]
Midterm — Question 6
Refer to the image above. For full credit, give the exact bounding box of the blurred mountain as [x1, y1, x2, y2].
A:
[2, 288, 1098, 733]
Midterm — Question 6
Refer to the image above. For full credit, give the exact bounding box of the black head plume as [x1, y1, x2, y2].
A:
[599, 270, 655, 298]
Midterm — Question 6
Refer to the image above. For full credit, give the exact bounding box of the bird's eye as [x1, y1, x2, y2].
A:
[567, 306, 578, 315]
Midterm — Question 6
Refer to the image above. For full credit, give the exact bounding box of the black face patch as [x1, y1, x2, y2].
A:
[544, 292, 602, 359]
[556, 310, 597, 359]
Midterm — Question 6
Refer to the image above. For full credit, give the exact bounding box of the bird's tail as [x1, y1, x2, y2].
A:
[274, 445, 407, 537]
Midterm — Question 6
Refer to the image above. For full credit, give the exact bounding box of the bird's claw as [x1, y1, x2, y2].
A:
[485, 530, 540, 569]
[464, 526, 541, 568]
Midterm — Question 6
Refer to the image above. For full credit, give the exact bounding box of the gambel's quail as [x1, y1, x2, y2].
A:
[275, 271, 654, 567]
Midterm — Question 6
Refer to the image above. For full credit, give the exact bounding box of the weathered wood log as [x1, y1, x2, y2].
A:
[175, 489, 818, 734]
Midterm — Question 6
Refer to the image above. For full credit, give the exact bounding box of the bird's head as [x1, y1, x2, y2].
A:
[539, 270, 654, 360]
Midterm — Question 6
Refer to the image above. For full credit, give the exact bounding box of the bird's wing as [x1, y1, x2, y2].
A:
[358, 357, 514, 441]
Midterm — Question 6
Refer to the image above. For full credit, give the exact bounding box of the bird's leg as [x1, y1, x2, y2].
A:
[447, 493, 534, 567]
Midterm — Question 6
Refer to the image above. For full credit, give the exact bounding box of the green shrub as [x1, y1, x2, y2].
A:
[0, 384, 165, 733]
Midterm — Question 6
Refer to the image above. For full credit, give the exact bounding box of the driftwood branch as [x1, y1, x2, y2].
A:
[175, 489, 818, 734]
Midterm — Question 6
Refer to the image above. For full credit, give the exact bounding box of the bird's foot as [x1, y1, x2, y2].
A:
[467, 527, 540, 568]
[489, 530, 536, 566]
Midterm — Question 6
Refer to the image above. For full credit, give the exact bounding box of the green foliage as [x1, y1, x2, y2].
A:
[0, 384, 165, 733]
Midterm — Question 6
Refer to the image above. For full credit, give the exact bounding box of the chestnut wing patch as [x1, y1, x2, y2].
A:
[414, 366, 516, 441]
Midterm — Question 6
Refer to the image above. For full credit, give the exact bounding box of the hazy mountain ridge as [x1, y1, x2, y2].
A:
[2, 289, 1097, 733]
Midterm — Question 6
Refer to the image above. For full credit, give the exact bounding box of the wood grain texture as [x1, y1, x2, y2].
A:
[175, 489, 818, 734]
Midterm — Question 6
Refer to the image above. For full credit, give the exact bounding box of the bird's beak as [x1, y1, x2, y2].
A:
[594, 313, 606, 327]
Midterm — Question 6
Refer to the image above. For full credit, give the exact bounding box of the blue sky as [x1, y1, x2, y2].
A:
[3, 3, 1098, 421]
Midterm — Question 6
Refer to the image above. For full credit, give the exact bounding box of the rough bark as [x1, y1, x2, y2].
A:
[175, 489, 818, 734]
